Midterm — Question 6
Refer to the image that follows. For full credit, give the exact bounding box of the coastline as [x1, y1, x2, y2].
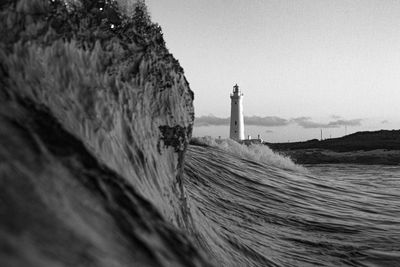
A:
[277, 149, 400, 165]
[266, 130, 400, 165]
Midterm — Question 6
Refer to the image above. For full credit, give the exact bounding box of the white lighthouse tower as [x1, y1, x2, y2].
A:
[230, 84, 245, 141]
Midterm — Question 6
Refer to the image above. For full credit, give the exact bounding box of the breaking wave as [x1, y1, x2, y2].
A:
[1, 1, 400, 267]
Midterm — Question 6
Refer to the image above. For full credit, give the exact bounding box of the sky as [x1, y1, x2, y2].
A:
[146, 0, 400, 142]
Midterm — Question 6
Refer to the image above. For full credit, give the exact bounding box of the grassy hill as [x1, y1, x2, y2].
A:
[266, 130, 400, 152]
[265, 130, 400, 165]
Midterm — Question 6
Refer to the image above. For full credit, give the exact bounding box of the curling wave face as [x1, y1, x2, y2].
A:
[0, 1, 205, 266]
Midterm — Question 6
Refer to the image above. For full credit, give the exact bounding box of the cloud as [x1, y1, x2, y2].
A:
[195, 115, 362, 129]
[195, 115, 289, 127]
[291, 117, 362, 129]
[245, 116, 289, 126]
[328, 119, 362, 127]
[194, 115, 229, 126]
[291, 117, 329, 128]
[381, 120, 389, 124]
[265, 130, 274, 133]
[330, 114, 342, 119]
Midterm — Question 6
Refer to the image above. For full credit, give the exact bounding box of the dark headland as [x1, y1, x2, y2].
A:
[265, 130, 400, 165]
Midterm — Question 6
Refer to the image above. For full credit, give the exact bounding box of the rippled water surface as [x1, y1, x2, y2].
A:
[184, 144, 400, 267]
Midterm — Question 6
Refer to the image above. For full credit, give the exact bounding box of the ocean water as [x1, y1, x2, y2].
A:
[184, 140, 400, 266]
[2, 1, 400, 266]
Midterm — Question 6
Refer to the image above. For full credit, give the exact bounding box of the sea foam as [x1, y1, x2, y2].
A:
[191, 136, 307, 172]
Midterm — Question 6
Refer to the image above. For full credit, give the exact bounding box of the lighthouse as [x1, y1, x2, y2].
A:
[230, 84, 245, 141]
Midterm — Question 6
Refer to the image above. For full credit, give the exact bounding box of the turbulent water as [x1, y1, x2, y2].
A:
[2, 1, 400, 267]
[184, 141, 400, 266]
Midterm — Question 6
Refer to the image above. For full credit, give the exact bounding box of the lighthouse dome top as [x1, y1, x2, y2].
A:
[231, 83, 243, 98]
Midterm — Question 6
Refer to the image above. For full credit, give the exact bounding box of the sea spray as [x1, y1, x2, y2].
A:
[191, 136, 307, 173]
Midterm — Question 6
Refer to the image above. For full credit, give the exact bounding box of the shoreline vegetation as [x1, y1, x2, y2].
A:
[265, 130, 400, 165]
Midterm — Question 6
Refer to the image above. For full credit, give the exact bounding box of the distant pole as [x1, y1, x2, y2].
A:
[320, 129, 322, 141]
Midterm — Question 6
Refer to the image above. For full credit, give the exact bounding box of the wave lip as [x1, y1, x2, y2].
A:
[0, 0, 210, 266]
[1, 0, 195, 225]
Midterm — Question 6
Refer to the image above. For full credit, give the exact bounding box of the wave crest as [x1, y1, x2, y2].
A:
[191, 136, 307, 172]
